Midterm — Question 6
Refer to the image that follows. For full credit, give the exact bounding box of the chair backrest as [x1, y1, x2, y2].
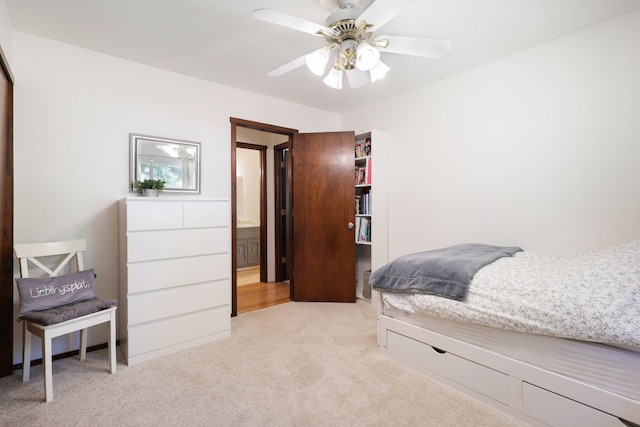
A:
[14, 239, 87, 279]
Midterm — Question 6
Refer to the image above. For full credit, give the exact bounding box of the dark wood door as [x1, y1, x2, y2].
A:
[274, 144, 290, 282]
[291, 131, 355, 302]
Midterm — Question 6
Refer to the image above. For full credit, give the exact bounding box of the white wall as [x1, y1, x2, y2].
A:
[236, 148, 262, 226]
[11, 32, 340, 362]
[0, 0, 12, 63]
[343, 10, 640, 259]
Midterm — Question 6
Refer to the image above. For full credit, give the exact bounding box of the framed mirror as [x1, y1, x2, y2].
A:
[130, 134, 201, 194]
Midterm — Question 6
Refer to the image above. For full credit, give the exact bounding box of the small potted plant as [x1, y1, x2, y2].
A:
[134, 178, 167, 197]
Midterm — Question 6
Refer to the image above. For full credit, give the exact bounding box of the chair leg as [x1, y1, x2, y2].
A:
[22, 322, 31, 382]
[79, 328, 88, 361]
[42, 331, 53, 402]
[108, 314, 116, 374]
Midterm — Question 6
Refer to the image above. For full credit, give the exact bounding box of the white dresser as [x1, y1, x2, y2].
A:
[118, 198, 231, 365]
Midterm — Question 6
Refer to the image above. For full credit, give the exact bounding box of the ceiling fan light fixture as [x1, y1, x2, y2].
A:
[355, 42, 380, 71]
[323, 66, 344, 89]
[338, 39, 357, 70]
[369, 59, 389, 83]
[305, 48, 330, 76]
[253, 2, 452, 89]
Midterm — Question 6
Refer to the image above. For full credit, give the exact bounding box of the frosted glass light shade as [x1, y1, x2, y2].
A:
[356, 43, 380, 71]
[305, 49, 330, 76]
[369, 60, 390, 83]
[347, 69, 369, 88]
[323, 67, 344, 89]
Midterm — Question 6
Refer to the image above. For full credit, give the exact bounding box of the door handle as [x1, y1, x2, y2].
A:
[348, 222, 355, 230]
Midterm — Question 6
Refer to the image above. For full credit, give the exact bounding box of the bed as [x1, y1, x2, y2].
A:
[371, 240, 640, 427]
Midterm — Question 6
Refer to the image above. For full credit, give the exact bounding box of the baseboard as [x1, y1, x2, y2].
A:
[12, 340, 120, 371]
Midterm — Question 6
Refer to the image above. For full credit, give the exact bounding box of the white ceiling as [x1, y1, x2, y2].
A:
[6, 0, 640, 114]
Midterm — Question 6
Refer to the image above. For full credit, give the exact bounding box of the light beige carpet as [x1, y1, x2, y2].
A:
[0, 301, 526, 426]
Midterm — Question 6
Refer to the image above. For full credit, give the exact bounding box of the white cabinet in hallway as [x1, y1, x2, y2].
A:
[119, 198, 231, 365]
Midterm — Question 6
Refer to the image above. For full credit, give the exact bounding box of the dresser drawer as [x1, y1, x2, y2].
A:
[127, 306, 230, 358]
[127, 228, 229, 262]
[183, 201, 229, 228]
[126, 200, 183, 231]
[127, 280, 230, 325]
[388, 331, 509, 404]
[127, 253, 230, 293]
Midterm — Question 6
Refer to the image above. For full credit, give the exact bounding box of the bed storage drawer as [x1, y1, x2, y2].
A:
[387, 331, 509, 404]
[522, 383, 624, 427]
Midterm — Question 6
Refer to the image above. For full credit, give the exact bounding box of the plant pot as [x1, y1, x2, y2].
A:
[142, 189, 161, 197]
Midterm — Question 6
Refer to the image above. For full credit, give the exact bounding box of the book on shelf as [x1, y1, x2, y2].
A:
[366, 157, 372, 185]
[355, 167, 365, 185]
[355, 136, 372, 244]
[356, 216, 371, 243]
[355, 137, 372, 158]
[354, 157, 372, 185]
[365, 195, 369, 215]
[355, 191, 371, 215]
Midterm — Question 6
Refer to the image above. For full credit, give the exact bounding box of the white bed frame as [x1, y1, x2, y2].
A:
[375, 295, 640, 427]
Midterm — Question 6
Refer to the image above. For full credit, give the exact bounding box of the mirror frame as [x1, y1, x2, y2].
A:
[130, 133, 201, 194]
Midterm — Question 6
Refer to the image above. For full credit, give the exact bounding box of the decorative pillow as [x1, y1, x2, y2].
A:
[20, 298, 117, 326]
[15, 269, 99, 318]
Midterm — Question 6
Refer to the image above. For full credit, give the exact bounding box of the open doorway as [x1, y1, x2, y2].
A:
[230, 118, 297, 316]
[236, 142, 267, 282]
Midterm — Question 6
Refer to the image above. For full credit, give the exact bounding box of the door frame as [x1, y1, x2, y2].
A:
[273, 142, 290, 283]
[0, 44, 14, 377]
[229, 118, 297, 316]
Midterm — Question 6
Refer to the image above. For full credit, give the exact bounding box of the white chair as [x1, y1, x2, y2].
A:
[14, 238, 116, 402]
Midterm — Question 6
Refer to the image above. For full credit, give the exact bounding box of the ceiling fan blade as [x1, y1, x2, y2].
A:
[356, 0, 415, 31]
[266, 55, 307, 77]
[253, 8, 330, 36]
[346, 69, 369, 89]
[375, 35, 452, 59]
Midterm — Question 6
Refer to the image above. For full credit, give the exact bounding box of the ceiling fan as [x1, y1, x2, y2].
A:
[252, 0, 452, 89]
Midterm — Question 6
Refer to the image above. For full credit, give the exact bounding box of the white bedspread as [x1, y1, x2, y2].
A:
[382, 239, 640, 349]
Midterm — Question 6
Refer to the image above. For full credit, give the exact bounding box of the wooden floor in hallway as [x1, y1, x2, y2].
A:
[237, 267, 290, 314]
